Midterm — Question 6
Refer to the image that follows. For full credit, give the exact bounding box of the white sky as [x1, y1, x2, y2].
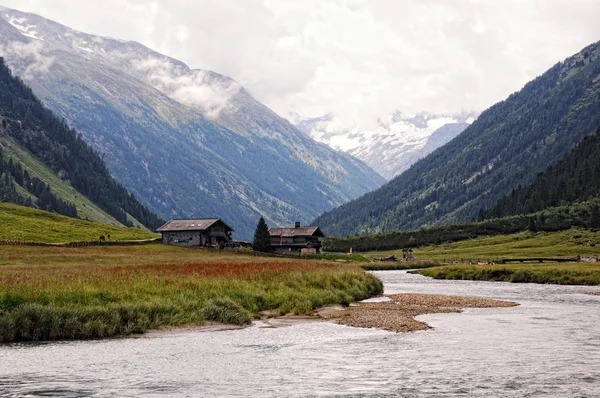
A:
[4, 0, 600, 129]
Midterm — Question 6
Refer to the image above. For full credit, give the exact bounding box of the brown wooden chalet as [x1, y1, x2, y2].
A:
[157, 218, 234, 247]
[268, 222, 325, 254]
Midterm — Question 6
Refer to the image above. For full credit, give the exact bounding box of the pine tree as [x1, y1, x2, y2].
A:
[528, 217, 537, 232]
[590, 204, 600, 228]
[252, 217, 271, 253]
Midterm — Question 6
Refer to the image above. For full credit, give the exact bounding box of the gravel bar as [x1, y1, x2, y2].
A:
[320, 293, 518, 333]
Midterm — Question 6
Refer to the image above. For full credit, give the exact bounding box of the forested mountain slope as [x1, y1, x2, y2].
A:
[484, 126, 600, 219]
[314, 41, 600, 237]
[0, 58, 163, 229]
[0, 7, 384, 239]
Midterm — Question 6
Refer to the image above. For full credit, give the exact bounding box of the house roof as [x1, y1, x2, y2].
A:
[156, 218, 234, 232]
[268, 226, 324, 237]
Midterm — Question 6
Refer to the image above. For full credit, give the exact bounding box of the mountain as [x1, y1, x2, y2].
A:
[0, 7, 384, 240]
[294, 111, 477, 179]
[483, 126, 600, 220]
[0, 58, 163, 229]
[314, 41, 600, 237]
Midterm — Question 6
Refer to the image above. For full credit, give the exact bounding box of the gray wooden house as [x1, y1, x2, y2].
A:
[268, 222, 325, 254]
[157, 218, 234, 247]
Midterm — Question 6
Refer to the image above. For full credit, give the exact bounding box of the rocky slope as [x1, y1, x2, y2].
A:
[0, 7, 384, 239]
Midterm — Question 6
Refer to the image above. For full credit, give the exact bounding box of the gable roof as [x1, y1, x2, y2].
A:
[268, 226, 324, 237]
[156, 218, 234, 232]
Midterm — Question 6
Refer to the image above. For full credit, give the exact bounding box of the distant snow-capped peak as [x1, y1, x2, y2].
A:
[294, 110, 478, 179]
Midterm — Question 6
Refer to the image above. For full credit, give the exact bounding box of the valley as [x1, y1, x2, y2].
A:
[0, 3, 599, 396]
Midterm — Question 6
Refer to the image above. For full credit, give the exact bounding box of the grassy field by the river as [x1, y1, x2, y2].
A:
[415, 262, 600, 285]
[368, 228, 600, 260]
[0, 244, 382, 343]
[365, 227, 600, 285]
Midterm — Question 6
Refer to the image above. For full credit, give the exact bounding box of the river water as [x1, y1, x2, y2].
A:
[1, 271, 599, 397]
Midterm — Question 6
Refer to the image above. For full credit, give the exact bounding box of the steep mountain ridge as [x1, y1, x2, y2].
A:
[0, 7, 384, 239]
[295, 111, 477, 179]
[314, 41, 600, 237]
[0, 58, 162, 229]
[484, 126, 600, 220]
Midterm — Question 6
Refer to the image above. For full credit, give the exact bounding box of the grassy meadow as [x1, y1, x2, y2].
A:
[365, 228, 600, 285]
[370, 228, 600, 260]
[415, 262, 600, 285]
[0, 244, 382, 342]
[0, 203, 158, 243]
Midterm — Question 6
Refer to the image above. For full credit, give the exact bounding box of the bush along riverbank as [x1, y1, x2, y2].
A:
[414, 263, 600, 285]
[0, 259, 382, 343]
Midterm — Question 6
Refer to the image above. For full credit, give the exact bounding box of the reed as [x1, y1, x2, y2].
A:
[0, 247, 383, 342]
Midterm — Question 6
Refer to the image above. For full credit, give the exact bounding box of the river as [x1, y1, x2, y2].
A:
[1, 271, 599, 397]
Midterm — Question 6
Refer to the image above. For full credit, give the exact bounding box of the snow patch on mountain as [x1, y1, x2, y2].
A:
[295, 110, 478, 179]
[5, 15, 44, 41]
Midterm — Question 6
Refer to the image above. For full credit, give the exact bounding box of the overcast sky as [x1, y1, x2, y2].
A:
[5, 0, 600, 128]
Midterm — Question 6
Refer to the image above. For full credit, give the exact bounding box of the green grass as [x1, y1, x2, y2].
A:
[0, 245, 383, 342]
[367, 227, 600, 285]
[415, 262, 600, 285]
[0, 135, 137, 227]
[0, 202, 158, 243]
[369, 228, 600, 260]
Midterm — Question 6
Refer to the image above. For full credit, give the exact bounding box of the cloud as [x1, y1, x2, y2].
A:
[129, 56, 241, 118]
[2, 0, 600, 129]
[0, 40, 54, 79]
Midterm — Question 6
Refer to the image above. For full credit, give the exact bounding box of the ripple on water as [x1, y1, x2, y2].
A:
[0, 271, 599, 397]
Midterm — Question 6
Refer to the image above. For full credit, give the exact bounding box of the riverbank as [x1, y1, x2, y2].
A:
[0, 244, 382, 343]
[414, 262, 600, 285]
[137, 292, 518, 337]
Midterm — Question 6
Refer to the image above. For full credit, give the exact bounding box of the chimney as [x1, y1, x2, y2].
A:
[295, 221, 301, 228]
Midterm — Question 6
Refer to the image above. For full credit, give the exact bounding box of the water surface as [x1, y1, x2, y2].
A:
[1, 271, 599, 397]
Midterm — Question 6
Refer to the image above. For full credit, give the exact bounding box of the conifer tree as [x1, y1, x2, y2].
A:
[590, 204, 600, 228]
[528, 217, 537, 232]
[252, 217, 271, 252]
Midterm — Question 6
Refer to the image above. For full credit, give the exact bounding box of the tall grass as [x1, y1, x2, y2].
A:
[0, 259, 382, 342]
[415, 263, 600, 285]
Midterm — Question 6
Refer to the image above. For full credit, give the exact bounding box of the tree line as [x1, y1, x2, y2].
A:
[0, 150, 77, 217]
[482, 126, 600, 221]
[324, 199, 600, 252]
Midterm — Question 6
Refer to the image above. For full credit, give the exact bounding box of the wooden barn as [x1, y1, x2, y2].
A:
[269, 222, 325, 254]
[157, 218, 234, 247]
